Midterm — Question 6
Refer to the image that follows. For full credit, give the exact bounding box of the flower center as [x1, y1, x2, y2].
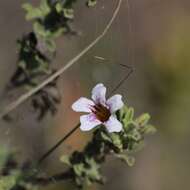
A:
[92, 103, 111, 122]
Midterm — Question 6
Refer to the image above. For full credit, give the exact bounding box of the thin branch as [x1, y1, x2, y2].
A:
[10, 170, 73, 190]
[109, 64, 134, 96]
[38, 123, 80, 165]
[29, 170, 73, 186]
[0, 0, 123, 119]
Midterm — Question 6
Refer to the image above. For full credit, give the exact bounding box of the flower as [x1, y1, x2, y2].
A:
[72, 83, 124, 133]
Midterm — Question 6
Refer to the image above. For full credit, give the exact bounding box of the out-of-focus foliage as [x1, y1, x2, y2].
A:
[11, 32, 50, 88]
[61, 104, 156, 188]
[8, 0, 98, 120]
[0, 150, 44, 190]
[22, 0, 76, 41]
[87, 0, 97, 7]
[32, 78, 61, 120]
[0, 148, 33, 190]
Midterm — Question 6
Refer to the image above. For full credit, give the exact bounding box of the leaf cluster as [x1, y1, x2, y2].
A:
[0, 148, 37, 190]
[61, 105, 156, 188]
[0, 105, 156, 190]
[8, 0, 97, 120]
[11, 32, 50, 88]
[23, 0, 76, 40]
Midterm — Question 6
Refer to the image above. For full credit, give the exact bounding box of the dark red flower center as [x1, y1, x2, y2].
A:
[91, 103, 111, 122]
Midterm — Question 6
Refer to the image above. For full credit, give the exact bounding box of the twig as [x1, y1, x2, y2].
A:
[10, 170, 73, 189]
[109, 64, 134, 96]
[38, 123, 80, 165]
[30, 170, 73, 185]
[0, 0, 123, 119]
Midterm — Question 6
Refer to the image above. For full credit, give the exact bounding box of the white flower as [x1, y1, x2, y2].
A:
[72, 83, 124, 133]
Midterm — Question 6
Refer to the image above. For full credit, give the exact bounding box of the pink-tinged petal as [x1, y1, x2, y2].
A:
[107, 95, 124, 113]
[91, 83, 106, 104]
[72, 97, 94, 113]
[104, 115, 123, 133]
[80, 114, 102, 131]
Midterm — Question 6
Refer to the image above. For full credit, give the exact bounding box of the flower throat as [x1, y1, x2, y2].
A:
[92, 103, 111, 122]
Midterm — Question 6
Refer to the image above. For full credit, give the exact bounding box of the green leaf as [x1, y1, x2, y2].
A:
[55, 3, 63, 13]
[0, 171, 20, 190]
[45, 39, 56, 52]
[110, 133, 123, 151]
[100, 132, 112, 143]
[87, 0, 97, 7]
[50, 28, 65, 38]
[141, 124, 157, 135]
[60, 155, 71, 165]
[126, 107, 134, 122]
[73, 163, 85, 176]
[40, 0, 51, 14]
[63, 8, 74, 19]
[135, 113, 151, 126]
[123, 107, 134, 130]
[33, 23, 48, 38]
[0, 176, 16, 190]
[128, 129, 142, 141]
[85, 158, 101, 180]
[23, 4, 42, 20]
[23, 0, 50, 20]
[116, 154, 135, 167]
[118, 105, 128, 120]
[22, 3, 33, 12]
[0, 147, 9, 169]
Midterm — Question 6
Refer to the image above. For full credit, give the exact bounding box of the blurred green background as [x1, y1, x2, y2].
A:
[0, 0, 190, 189]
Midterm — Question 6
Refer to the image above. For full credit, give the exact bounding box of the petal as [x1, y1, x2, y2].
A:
[91, 83, 106, 104]
[80, 114, 101, 131]
[104, 115, 123, 133]
[72, 97, 94, 113]
[107, 95, 124, 113]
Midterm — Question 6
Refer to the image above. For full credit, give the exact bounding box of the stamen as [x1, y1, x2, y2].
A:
[92, 103, 111, 122]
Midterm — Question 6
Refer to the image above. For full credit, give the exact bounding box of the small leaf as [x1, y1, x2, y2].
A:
[45, 39, 56, 52]
[116, 154, 135, 167]
[110, 133, 123, 151]
[63, 8, 74, 19]
[141, 124, 157, 135]
[73, 163, 85, 176]
[0, 147, 9, 168]
[55, 3, 63, 13]
[118, 105, 128, 120]
[22, 4, 42, 20]
[123, 107, 134, 131]
[87, 0, 97, 7]
[128, 129, 141, 141]
[85, 158, 101, 180]
[60, 155, 71, 165]
[33, 22, 48, 38]
[135, 113, 151, 126]
[126, 107, 134, 122]
[40, 0, 51, 15]
[0, 176, 16, 190]
[22, 3, 33, 12]
[100, 132, 112, 143]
